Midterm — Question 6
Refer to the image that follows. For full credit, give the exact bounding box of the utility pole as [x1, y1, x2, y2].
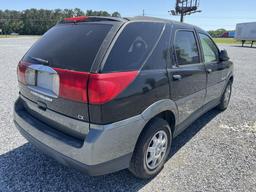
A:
[170, 0, 202, 22]
[143, 9, 145, 16]
[180, 11, 184, 22]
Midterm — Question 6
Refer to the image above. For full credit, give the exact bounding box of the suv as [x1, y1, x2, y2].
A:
[14, 16, 233, 179]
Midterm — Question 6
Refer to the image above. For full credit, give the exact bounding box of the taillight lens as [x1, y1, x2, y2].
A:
[54, 69, 137, 104]
[54, 68, 90, 103]
[17, 61, 30, 84]
[88, 71, 138, 105]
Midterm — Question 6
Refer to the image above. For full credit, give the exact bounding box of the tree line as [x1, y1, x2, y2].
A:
[208, 29, 229, 38]
[0, 8, 121, 35]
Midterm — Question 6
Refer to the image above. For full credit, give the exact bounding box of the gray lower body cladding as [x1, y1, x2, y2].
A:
[15, 122, 132, 176]
[13, 98, 146, 176]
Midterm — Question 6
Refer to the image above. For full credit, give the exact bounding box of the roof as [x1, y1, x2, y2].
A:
[60, 16, 128, 24]
[125, 16, 196, 27]
[60, 15, 203, 31]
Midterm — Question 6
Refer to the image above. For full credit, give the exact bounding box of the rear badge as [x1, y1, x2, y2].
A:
[77, 115, 84, 120]
[31, 91, 53, 102]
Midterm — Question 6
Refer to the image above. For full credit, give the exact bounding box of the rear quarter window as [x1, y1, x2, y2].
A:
[102, 22, 164, 72]
[23, 23, 112, 72]
[143, 25, 171, 70]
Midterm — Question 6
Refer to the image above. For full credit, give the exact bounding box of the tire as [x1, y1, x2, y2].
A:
[129, 118, 172, 179]
[217, 80, 232, 111]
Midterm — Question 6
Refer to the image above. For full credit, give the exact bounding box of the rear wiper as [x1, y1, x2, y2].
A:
[29, 56, 49, 65]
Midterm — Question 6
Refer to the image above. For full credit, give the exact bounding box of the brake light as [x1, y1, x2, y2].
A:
[88, 71, 138, 105]
[17, 61, 30, 84]
[54, 69, 138, 104]
[64, 16, 88, 22]
[54, 68, 89, 103]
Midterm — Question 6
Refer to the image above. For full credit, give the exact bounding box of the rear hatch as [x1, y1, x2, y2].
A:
[17, 20, 115, 139]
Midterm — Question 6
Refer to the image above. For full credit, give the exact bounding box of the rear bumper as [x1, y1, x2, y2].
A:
[14, 98, 146, 176]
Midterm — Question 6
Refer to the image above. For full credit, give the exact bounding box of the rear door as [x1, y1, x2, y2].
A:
[18, 22, 115, 123]
[169, 28, 207, 124]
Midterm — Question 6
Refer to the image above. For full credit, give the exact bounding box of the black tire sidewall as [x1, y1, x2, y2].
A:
[219, 81, 232, 110]
[131, 118, 172, 178]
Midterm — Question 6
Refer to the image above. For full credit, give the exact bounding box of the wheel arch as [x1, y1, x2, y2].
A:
[138, 99, 178, 141]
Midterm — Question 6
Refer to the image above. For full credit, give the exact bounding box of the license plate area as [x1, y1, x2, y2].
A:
[26, 65, 59, 98]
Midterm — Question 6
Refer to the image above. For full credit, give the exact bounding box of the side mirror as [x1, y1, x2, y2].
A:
[219, 50, 230, 61]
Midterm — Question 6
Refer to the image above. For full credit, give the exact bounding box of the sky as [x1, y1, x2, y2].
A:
[1, 0, 256, 30]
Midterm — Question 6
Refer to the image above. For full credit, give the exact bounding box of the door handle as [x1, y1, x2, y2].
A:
[172, 74, 182, 81]
[207, 69, 213, 73]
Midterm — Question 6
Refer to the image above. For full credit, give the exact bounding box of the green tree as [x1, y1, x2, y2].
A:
[74, 8, 85, 16]
[112, 12, 121, 17]
[0, 8, 121, 35]
[208, 28, 227, 38]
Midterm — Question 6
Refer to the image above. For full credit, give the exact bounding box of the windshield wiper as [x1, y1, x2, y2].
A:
[29, 56, 49, 65]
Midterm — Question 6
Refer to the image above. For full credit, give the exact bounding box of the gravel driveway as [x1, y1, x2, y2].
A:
[0, 38, 256, 192]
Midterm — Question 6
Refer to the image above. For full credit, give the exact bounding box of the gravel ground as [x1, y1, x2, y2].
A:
[0, 38, 256, 192]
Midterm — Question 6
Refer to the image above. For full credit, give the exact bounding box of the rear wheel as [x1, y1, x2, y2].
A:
[129, 118, 172, 179]
[217, 81, 232, 111]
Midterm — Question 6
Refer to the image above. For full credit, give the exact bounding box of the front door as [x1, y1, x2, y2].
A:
[197, 33, 227, 104]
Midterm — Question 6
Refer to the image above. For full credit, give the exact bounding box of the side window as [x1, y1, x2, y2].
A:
[199, 33, 219, 63]
[143, 25, 171, 70]
[174, 30, 200, 66]
[102, 22, 164, 72]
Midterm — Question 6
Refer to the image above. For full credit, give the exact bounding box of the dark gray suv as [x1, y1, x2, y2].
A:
[14, 16, 234, 179]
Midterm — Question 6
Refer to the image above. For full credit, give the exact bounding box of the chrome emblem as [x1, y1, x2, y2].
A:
[31, 91, 53, 102]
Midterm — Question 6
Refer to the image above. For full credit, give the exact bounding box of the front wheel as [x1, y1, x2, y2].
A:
[217, 81, 232, 111]
[129, 118, 172, 179]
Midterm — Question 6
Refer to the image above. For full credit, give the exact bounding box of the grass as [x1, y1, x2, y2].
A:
[213, 38, 254, 45]
[213, 38, 240, 44]
[0, 35, 16, 38]
[0, 35, 41, 38]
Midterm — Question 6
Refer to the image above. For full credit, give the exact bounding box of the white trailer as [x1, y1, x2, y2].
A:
[235, 22, 256, 47]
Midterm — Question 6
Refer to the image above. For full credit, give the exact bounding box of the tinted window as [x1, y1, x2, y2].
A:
[23, 23, 112, 72]
[103, 22, 164, 72]
[174, 31, 200, 65]
[199, 33, 219, 63]
[143, 26, 170, 70]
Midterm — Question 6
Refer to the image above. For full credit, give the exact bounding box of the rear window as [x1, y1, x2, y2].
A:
[102, 22, 164, 72]
[23, 23, 112, 72]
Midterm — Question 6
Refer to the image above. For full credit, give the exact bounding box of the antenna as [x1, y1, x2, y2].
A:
[169, 0, 202, 22]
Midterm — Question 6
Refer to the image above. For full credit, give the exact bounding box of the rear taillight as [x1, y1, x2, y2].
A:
[17, 61, 30, 84]
[88, 71, 138, 105]
[54, 69, 138, 104]
[54, 68, 90, 103]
